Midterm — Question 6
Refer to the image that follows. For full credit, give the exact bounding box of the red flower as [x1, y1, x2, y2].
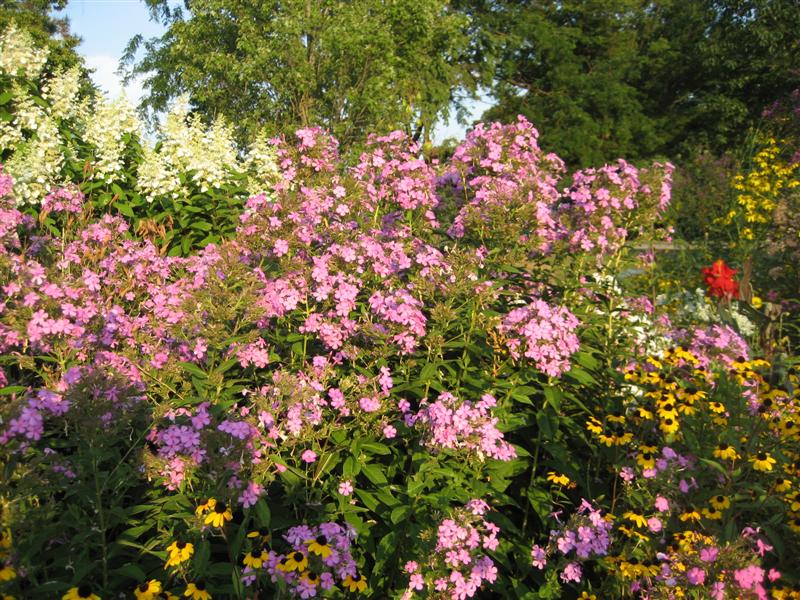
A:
[701, 259, 739, 299]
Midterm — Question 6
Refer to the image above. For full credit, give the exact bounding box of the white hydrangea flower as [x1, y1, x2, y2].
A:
[137, 95, 243, 200]
[42, 65, 83, 121]
[5, 115, 63, 204]
[83, 95, 140, 182]
[0, 23, 49, 80]
[244, 131, 280, 195]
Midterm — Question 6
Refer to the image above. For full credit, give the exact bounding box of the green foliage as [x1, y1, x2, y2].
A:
[467, 0, 800, 167]
[123, 0, 480, 148]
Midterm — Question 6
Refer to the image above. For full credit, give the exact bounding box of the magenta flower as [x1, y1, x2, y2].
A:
[301, 449, 317, 463]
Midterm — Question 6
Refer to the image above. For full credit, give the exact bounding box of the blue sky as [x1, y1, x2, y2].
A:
[54, 1, 489, 142]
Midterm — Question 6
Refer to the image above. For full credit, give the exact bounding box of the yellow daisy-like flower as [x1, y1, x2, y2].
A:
[195, 498, 215, 516]
[586, 417, 603, 435]
[184, 582, 211, 600]
[159, 594, 179, 600]
[279, 551, 308, 573]
[750, 452, 777, 472]
[203, 502, 232, 528]
[623, 512, 648, 529]
[708, 401, 726, 414]
[679, 510, 701, 523]
[708, 495, 731, 510]
[636, 451, 656, 470]
[247, 527, 271, 542]
[165, 540, 194, 567]
[243, 548, 268, 569]
[302, 571, 321, 585]
[578, 593, 597, 600]
[774, 478, 792, 493]
[607, 412, 626, 425]
[62, 586, 101, 600]
[546, 472, 571, 486]
[306, 535, 333, 558]
[701, 507, 723, 520]
[713, 443, 739, 461]
[634, 406, 653, 420]
[134, 580, 162, 600]
[342, 573, 367, 592]
[659, 417, 679, 434]
[787, 517, 800, 534]
[0, 529, 10, 549]
[0, 566, 15, 581]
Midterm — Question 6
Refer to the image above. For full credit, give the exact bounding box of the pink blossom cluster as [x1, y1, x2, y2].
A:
[41, 185, 85, 215]
[497, 299, 580, 376]
[404, 500, 500, 600]
[638, 529, 781, 600]
[412, 392, 516, 461]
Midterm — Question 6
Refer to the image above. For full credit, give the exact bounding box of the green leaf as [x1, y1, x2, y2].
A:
[361, 463, 388, 485]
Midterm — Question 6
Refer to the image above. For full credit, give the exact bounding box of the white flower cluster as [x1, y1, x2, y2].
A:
[668, 288, 756, 337]
[137, 96, 242, 202]
[0, 23, 48, 79]
[0, 24, 280, 207]
[244, 131, 281, 195]
[42, 66, 83, 121]
[83, 95, 140, 182]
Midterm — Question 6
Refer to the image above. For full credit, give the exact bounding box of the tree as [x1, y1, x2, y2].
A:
[123, 0, 481, 148]
[466, 0, 800, 167]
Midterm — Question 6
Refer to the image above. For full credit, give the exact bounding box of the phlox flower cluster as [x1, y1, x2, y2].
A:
[262, 522, 359, 598]
[530, 499, 613, 584]
[412, 392, 516, 461]
[497, 299, 580, 376]
[404, 501, 500, 600]
[637, 530, 780, 600]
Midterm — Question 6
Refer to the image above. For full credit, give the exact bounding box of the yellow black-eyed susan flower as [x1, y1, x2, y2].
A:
[0, 530, 10, 549]
[787, 516, 800, 534]
[659, 417, 679, 435]
[243, 548, 268, 569]
[183, 581, 211, 600]
[679, 510, 701, 523]
[165, 540, 194, 568]
[636, 451, 656, 470]
[302, 571, 321, 585]
[709, 495, 731, 510]
[623, 512, 648, 529]
[62, 586, 101, 600]
[578, 592, 597, 600]
[279, 551, 308, 573]
[204, 502, 232, 528]
[0, 565, 14, 582]
[158, 593, 179, 600]
[195, 499, 215, 516]
[713, 443, 739, 461]
[546, 472, 571, 486]
[708, 401, 726, 414]
[701, 507, 723, 520]
[134, 580, 162, 600]
[774, 478, 792, 493]
[343, 573, 367, 592]
[750, 452, 777, 472]
[247, 527, 270, 542]
[306, 535, 333, 558]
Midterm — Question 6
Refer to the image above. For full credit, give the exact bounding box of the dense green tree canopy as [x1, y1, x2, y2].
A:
[0, 0, 85, 74]
[467, 0, 800, 167]
[124, 0, 481, 148]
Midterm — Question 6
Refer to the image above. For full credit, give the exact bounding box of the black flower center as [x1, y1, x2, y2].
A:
[716, 495, 724, 503]
[293, 551, 304, 561]
[316, 535, 328, 545]
[719, 443, 729, 450]
[195, 581, 206, 591]
[78, 586, 93, 598]
[352, 573, 362, 582]
[757, 452, 767, 460]
[250, 549, 262, 558]
[214, 502, 227, 513]
[139, 583, 150, 592]
[177, 540, 187, 549]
